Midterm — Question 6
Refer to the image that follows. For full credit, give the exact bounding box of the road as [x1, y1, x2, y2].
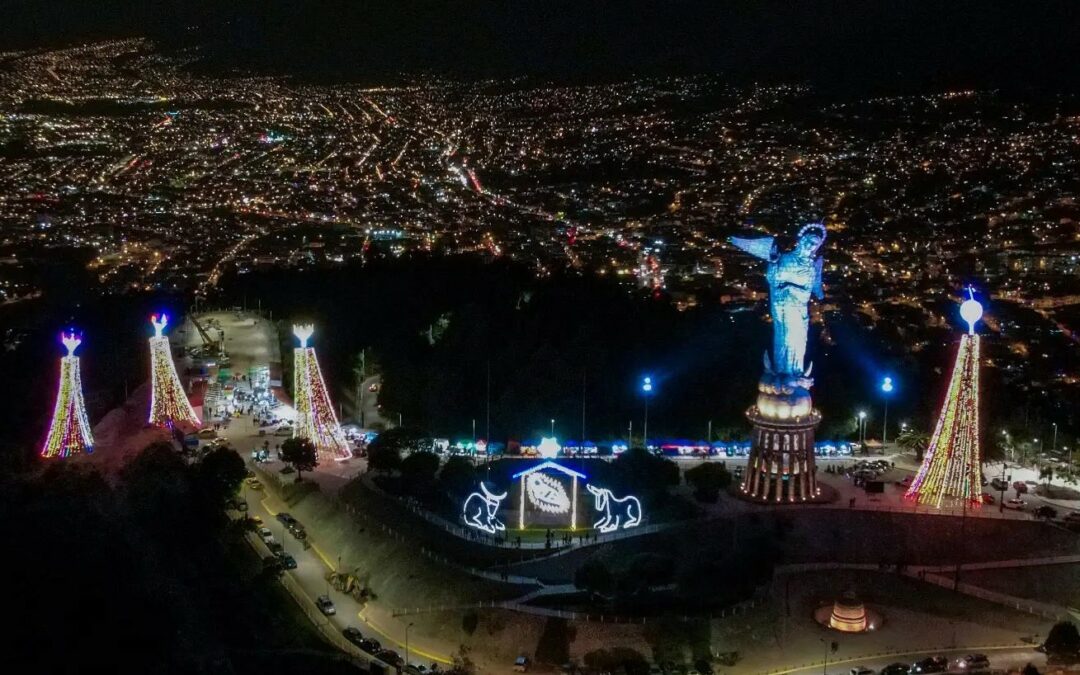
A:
[185, 311, 453, 670]
[242, 479, 456, 671]
[773, 645, 1046, 675]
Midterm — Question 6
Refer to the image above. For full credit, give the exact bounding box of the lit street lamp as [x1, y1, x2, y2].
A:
[880, 376, 894, 448]
[858, 410, 867, 445]
[550, 418, 555, 437]
[641, 376, 654, 452]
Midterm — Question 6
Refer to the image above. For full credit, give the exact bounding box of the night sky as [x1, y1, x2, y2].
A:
[3, 1, 1079, 91]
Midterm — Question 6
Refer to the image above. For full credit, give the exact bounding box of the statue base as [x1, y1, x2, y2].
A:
[739, 397, 822, 504]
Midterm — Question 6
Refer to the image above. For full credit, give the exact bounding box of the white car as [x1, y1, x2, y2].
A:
[258, 527, 275, 545]
[1003, 498, 1026, 510]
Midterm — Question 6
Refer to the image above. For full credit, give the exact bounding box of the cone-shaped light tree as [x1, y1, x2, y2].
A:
[41, 330, 94, 458]
[148, 313, 200, 428]
[906, 288, 984, 507]
[292, 324, 351, 463]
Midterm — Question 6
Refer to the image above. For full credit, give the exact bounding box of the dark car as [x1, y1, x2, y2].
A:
[267, 541, 284, 556]
[880, 664, 910, 675]
[276, 512, 297, 526]
[911, 656, 947, 674]
[342, 627, 364, 647]
[277, 553, 297, 570]
[357, 638, 381, 654]
[289, 523, 307, 540]
[1034, 505, 1058, 520]
[377, 650, 403, 668]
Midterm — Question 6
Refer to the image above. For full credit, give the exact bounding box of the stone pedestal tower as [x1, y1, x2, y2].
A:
[741, 373, 821, 502]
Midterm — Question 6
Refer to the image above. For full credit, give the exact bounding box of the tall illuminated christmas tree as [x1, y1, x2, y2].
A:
[41, 330, 94, 458]
[906, 289, 984, 508]
[292, 324, 351, 463]
[148, 313, 200, 428]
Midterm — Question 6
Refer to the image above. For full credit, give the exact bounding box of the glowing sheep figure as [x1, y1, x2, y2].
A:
[586, 484, 642, 533]
[462, 483, 507, 534]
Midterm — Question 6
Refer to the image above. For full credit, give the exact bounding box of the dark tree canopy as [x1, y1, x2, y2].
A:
[1045, 621, 1080, 662]
[280, 437, 318, 479]
[366, 427, 426, 473]
[684, 462, 733, 503]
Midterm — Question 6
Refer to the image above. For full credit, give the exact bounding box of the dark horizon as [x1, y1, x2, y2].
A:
[4, 0, 1080, 93]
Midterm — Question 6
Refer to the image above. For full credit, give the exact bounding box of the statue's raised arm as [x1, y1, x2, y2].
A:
[728, 235, 777, 262]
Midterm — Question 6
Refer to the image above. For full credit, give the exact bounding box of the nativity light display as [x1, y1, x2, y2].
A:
[461, 459, 645, 535]
[147, 314, 200, 428]
[292, 324, 351, 463]
[41, 331, 94, 459]
[906, 288, 984, 507]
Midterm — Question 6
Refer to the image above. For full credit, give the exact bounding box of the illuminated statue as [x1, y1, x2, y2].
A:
[148, 313, 200, 428]
[42, 331, 94, 458]
[730, 224, 827, 502]
[729, 223, 825, 378]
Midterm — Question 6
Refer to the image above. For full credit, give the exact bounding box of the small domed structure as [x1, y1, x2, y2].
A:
[814, 591, 882, 634]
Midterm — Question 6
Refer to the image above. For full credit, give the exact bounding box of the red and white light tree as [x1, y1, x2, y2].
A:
[292, 324, 351, 463]
[41, 331, 94, 459]
[148, 313, 200, 428]
[906, 289, 984, 507]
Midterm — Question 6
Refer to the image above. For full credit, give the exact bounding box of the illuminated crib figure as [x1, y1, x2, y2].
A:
[41, 331, 95, 458]
[586, 484, 642, 533]
[148, 313, 200, 428]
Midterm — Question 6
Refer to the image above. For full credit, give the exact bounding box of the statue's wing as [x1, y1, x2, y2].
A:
[813, 256, 824, 300]
[728, 235, 776, 261]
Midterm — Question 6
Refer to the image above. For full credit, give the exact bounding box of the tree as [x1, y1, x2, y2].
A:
[1045, 621, 1080, 663]
[195, 446, 247, 506]
[400, 450, 440, 487]
[280, 437, 318, 480]
[438, 455, 477, 500]
[366, 427, 426, 472]
[1022, 664, 1040, 675]
[897, 429, 931, 463]
[685, 463, 732, 503]
[574, 558, 614, 598]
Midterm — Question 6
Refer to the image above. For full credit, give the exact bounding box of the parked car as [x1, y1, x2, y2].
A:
[277, 553, 297, 569]
[246, 478, 264, 491]
[266, 541, 284, 556]
[1003, 498, 1026, 510]
[258, 527, 275, 545]
[981, 493, 995, 505]
[1034, 505, 1058, 520]
[911, 656, 948, 674]
[376, 649, 403, 668]
[513, 656, 531, 672]
[990, 477, 1008, 490]
[957, 653, 990, 671]
[276, 512, 297, 527]
[880, 664, 910, 675]
[315, 595, 336, 615]
[850, 667, 875, 675]
[357, 638, 381, 654]
[342, 627, 364, 647]
[1013, 481, 1028, 494]
[289, 524, 307, 540]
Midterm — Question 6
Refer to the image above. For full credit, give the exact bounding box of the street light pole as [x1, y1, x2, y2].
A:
[1052, 423, 1058, 453]
[405, 621, 414, 669]
[550, 418, 555, 437]
[641, 376, 653, 452]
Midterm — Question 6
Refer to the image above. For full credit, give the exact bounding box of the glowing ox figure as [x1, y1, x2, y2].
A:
[462, 482, 507, 534]
[586, 484, 642, 533]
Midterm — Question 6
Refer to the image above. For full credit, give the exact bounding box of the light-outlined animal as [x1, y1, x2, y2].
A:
[586, 484, 642, 533]
[462, 482, 507, 534]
